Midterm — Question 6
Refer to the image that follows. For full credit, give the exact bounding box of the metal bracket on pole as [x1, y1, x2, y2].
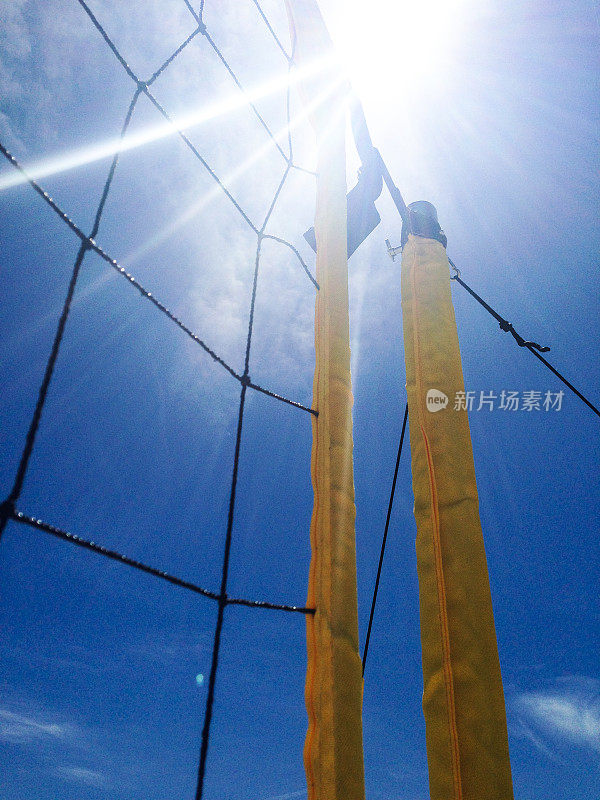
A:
[385, 239, 403, 261]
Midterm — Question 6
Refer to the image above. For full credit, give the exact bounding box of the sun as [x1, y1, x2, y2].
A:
[321, 0, 473, 110]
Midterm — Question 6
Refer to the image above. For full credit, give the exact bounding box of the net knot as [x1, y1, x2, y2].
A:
[0, 498, 15, 521]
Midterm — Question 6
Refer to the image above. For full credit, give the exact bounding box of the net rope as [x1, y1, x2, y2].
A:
[0, 2, 321, 797]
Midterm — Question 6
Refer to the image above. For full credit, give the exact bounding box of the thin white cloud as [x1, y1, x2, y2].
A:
[0, 0, 30, 61]
[56, 765, 109, 788]
[0, 708, 78, 745]
[0, 694, 136, 791]
[510, 675, 600, 757]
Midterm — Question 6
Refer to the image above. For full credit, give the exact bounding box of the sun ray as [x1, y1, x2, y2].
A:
[121, 75, 347, 270]
[0, 54, 335, 193]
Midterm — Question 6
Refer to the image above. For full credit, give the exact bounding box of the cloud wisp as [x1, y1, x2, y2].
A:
[510, 675, 600, 759]
[0, 707, 79, 745]
[55, 765, 109, 788]
[0, 702, 112, 788]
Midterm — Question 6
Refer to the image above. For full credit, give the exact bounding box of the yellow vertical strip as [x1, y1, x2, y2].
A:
[285, 3, 365, 799]
[401, 234, 514, 800]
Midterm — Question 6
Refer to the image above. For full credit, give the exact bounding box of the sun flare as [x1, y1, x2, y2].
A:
[323, 0, 472, 109]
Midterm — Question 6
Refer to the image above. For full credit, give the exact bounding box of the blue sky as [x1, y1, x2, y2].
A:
[0, 1, 598, 799]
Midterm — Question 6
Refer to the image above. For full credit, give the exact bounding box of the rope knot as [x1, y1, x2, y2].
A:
[0, 498, 15, 521]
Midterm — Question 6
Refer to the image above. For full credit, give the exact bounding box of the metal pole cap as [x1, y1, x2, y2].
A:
[401, 201, 447, 248]
[408, 200, 440, 223]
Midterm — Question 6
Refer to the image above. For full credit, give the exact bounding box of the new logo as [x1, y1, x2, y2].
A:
[426, 389, 448, 412]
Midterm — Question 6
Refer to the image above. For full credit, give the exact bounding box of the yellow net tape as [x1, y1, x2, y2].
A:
[286, 3, 365, 799]
[401, 233, 514, 800]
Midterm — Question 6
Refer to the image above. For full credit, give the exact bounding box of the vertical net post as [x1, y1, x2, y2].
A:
[401, 232, 514, 800]
[286, 3, 365, 799]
